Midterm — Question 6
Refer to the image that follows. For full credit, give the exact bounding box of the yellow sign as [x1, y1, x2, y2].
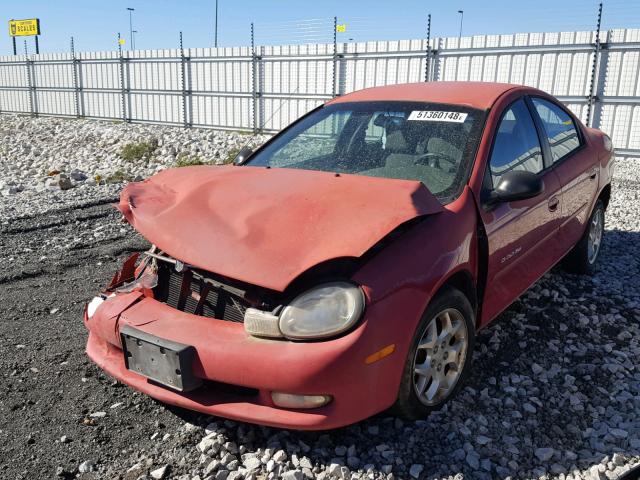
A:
[118, 38, 126, 45]
[9, 18, 40, 37]
[336, 24, 347, 33]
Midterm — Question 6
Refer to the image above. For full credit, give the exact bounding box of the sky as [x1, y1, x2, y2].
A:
[4, 0, 639, 55]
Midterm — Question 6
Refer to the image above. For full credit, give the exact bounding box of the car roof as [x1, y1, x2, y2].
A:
[326, 81, 526, 110]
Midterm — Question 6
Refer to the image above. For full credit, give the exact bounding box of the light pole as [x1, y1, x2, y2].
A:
[458, 10, 464, 40]
[214, 0, 219, 48]
[133, 30, 138, 50]
[127, 7, 135, 50]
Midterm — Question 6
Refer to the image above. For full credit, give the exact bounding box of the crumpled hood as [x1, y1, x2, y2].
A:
[118, 165, 443, 291]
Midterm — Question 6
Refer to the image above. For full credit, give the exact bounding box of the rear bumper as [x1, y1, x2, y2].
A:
[84, 294, 404, 430]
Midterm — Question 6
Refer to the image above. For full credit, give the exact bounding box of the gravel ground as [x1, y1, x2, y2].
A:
[1, 116, 639, 480]
[0, 114, 268, 197]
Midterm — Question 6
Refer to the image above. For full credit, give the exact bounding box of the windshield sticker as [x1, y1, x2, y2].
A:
[408, 111, 468, 123]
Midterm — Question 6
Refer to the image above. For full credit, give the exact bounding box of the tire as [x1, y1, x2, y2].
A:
[392, 286, 475, 420]
[562, 199, 605, 275]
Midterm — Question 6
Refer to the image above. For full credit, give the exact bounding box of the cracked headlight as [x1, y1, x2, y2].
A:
[278, 282, 365, 340]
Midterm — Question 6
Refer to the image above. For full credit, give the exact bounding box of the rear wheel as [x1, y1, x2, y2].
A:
[563, 199, 605, 275]
[393, 287, 475, 420]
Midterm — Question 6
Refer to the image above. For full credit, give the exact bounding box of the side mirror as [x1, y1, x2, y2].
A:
[488, 170, 544, 205]
[233, 146, 254, 166]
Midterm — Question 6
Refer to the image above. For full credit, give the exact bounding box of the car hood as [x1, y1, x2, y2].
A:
[118, 165, 443, 291]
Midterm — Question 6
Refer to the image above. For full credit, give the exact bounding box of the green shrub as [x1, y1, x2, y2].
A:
[121, 139, 158, 161]
[105, 170, 133, 183]
[174, 154, 206, 167]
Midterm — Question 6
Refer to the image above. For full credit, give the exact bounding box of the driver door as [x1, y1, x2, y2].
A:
[478, 98, 563, 325]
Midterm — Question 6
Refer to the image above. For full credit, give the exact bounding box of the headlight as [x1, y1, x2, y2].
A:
[278, 282, 364, 340]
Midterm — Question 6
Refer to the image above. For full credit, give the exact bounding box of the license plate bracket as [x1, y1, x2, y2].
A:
[120, 325, 202, 392]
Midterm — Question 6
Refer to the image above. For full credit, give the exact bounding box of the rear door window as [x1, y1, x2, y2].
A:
[531, 98, 581, 162]
[489, 99, 544, 186]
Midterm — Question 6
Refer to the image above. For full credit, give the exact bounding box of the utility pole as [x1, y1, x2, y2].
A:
[214, 0, 219, 47]
[458, 10, 464, 40]
[127, 7, 135, 50]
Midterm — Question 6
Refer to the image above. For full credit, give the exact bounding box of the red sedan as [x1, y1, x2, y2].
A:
[84, 82, 614, 430]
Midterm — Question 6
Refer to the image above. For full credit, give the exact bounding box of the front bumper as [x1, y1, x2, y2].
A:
[84, 293, 404, 430]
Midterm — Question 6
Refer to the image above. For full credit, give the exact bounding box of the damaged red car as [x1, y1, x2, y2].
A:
[84, 81, 614, 430]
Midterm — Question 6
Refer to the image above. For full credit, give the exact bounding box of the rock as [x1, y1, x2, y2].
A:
[50, 173, 73, 190]
[409, 464, 424, 478]
[466, 452, 480, 469]
[78, 460, 95, 473]
[328, 463, 342, 477]
[589, 464, 606, 480]
[205, 460, 220, 475]
[60, 435, 70, 443]
[534, 448, 555, 462]
[69, 170, 88, 181]
[612, 453, 625, 466]
[243, 456, 261, 471]
[609, 428, 628, 439]
[281, 471, 303, 480]
[476, 435, 492, 445]
[272, 450, 287, 463]
[346, 456, 359, 469]
[150, 465, 170, 479]
[89, 411, 106, 418]
[215, 470, 230, 480]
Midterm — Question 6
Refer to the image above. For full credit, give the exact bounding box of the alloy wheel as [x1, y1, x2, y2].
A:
[588, 207, 604, 264]
[412, 308, 469, 406]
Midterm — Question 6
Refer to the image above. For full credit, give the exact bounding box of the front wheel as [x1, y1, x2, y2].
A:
[392, 287, 475, 420]
[563, 199, 605, 275]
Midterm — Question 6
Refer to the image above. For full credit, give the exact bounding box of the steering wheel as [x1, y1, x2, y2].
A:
[414, 152, 458, 170]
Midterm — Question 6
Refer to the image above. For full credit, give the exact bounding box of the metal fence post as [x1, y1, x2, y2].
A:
[432, 37, 442, 82]
[586, 2, 603, 127]
[338, 43, 347, 96]
[251, 23, 258, 133]
[332, 16, 338, 97]
[179, 32, 192, 127]
[424, 14, 432, 82]
[71, 36, 84, 118]
[26, 55, 37, 116]
[117, 33, 128, 122]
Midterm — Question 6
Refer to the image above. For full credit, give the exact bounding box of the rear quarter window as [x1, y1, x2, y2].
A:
[531, 98, 581, 162]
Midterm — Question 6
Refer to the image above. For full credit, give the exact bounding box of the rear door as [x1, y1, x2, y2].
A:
[529, 97, 599, 255]
[478, 97, 563, 325]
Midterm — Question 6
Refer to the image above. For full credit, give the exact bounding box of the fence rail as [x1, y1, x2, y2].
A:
[0, 28, 638, 158]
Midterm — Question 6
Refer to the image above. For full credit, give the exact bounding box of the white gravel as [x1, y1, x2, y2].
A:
[1, 114, 640, 480]
[0, 113, 268, 197]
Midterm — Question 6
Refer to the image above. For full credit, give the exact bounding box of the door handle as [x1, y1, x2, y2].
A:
[589, 168, 598, 180]
[548, 196, 559, 212]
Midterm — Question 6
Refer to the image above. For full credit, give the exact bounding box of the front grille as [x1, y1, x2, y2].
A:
[154, 262, 249, 323]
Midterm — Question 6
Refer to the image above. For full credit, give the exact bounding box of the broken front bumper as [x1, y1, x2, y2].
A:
[84, 293, 404, 430]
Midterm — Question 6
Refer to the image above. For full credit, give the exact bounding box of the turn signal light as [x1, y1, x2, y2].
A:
[365, 344, 396, 364]
[271, 392, 332, 409]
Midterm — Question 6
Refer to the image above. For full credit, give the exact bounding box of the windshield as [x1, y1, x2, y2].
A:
[246, 101, 486, 202]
